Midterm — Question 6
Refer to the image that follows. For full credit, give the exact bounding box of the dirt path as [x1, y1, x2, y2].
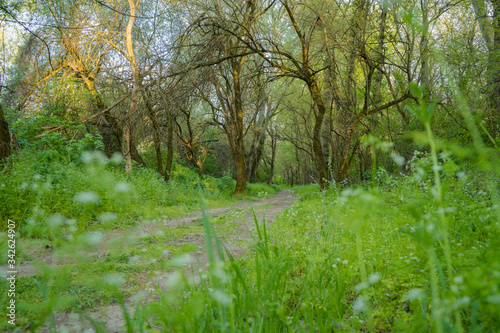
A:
[34, 189, 298, 332]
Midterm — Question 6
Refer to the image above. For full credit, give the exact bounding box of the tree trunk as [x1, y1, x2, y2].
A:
[164, 111, 174, 182]
[231, 57, 247, 195]
[105, 111, 146, 167]
[0, 104, 11, 165]
[247, 128, 266, 183]
[372, 8, 387, 107]
[267, 134, 276, 185]
[492, 0, 500, 137]
[143, 92, 164, 176]
[336, 94, 409, 181]
[420, 0, 431, 101]
[472, 0, 495, 51]
[472, 0, 500, 137]
[125, 0, 140, 173]
[293, 145, 300, 185]
[97, 120, 122, 157]
[233, 144, 247, 195]
[85, 81, 122, 157]
[308, 80, 329, 189]
[82, 77, 146, 166]
[321, 115, 330, 177]
[336, 0, 369, 182]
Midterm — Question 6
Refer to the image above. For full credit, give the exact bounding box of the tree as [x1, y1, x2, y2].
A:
[124, 0, 141, 172]
[245, 68, 283, 183]
[227, 0, 331, 188]
[172, 78, 208, 175]
[0, 103, 10, 164]
[0, 1, 28, 164]
[266, 124, 278, 185]
[180, 0, 273, 195]
[156, 77, 176, 182]
[473, 0, 500, 137]
[3, 0, 147, 165]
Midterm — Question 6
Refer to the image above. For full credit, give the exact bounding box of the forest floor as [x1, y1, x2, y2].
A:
[23, 189, 298, 332]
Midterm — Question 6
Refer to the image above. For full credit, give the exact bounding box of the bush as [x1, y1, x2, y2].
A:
[247, 182, 277, 197]
[0, 150, 237, 235]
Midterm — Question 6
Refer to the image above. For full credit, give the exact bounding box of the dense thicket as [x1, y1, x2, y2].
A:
[0, 1, 499, 332]
[0, 0, 498, 193]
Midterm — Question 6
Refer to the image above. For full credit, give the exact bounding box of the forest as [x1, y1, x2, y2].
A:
[0, 0, 499, 332]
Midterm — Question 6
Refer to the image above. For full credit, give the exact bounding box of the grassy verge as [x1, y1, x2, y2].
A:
[0, 150, 278, 331]
[136, 162, 499, 331]
[0, 150, 276, 235]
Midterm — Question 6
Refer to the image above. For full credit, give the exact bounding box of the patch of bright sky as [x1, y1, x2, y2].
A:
[0, 21, 25, 86]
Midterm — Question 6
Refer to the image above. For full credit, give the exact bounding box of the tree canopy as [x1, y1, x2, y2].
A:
[0, 0, 498, 193]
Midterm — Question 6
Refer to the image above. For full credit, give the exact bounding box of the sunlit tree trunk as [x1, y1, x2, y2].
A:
[124, 0, 140, 172]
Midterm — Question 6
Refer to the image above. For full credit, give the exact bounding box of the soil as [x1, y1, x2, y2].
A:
[23, 189, 299, 332]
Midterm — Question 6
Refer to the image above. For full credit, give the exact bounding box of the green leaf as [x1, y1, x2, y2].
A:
[409, 82, 423, 100]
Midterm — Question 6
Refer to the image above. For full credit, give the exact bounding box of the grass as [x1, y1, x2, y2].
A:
[2, 155, 499, 331]
[247, 183, 278, 198]
[291, 184, 320, 197]
[121, 99, 499, 332]
[0, 149, 276, 235]
[1, 122, 499, 331]
[210, 209, 246, 236]
[0, 149, 281, 331]
[137, 163, 499, 332]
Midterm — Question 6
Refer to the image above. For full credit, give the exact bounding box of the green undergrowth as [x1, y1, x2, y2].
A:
[1, 89, 499, 331]
[0, 149, 275, 236]
[0, 149, 278, 331]
[290, 184, 320, 197]
[247, 183, 279, 197]
[0, 222, 203, 331]
[1, 260, 164, 330]
[107, 86, 500, 332]
[250, 173, 499, 331]
[132, 161, 499, 332]
[1, 153, 498, 331]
